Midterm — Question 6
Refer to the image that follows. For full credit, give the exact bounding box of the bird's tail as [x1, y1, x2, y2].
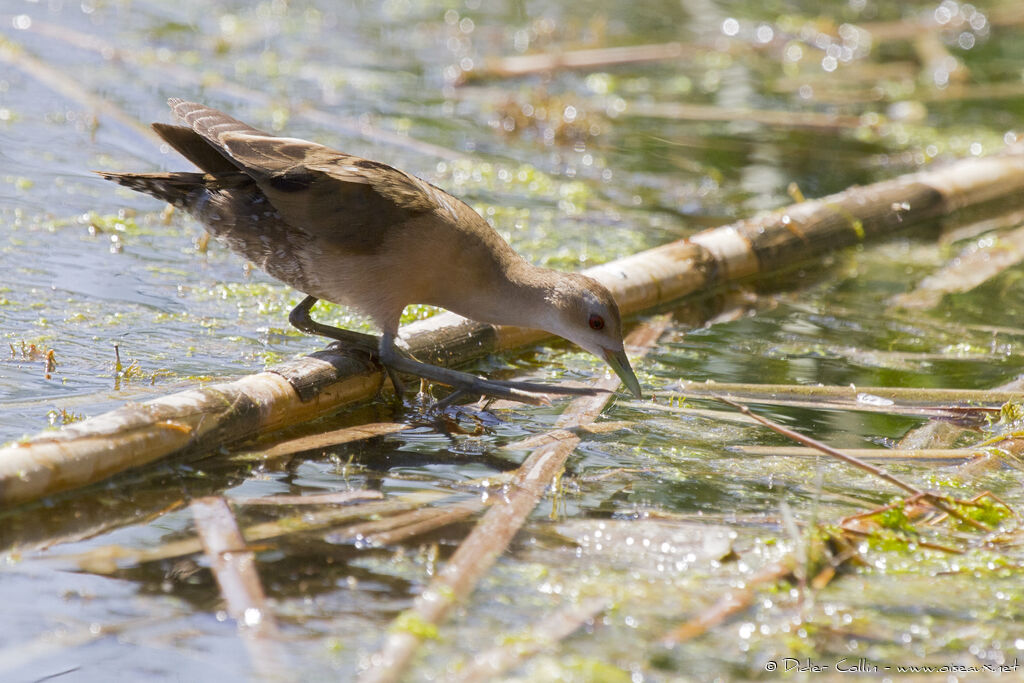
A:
[95, 171, 207, 209]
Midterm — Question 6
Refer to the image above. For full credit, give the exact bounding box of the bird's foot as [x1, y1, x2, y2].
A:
[378, 347, 606, 407]
[322, 340, 406, 403]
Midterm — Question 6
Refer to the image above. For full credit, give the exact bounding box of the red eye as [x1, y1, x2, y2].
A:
[588, 314, 605, 330]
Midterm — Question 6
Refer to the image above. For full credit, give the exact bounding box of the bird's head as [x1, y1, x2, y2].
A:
[542, 273, 642, 398]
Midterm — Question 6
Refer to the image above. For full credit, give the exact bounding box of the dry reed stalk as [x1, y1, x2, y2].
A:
[626, 101, 869, 130]
[64, 491, 454, 573]
[463, 42, 699, 81]
[731, 446, 986, 460]
[190, 497, 287, 677]
[337, 499, 485, 547]
[670, 380, 1019, 405]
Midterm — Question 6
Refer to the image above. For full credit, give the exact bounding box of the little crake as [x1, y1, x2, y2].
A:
[99, 99, 641, 404]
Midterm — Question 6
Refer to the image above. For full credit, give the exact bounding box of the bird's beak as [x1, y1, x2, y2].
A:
[602, 347, 642, 398]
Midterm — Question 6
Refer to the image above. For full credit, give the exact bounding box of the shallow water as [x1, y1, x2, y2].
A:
[3, 0, 1024, 680]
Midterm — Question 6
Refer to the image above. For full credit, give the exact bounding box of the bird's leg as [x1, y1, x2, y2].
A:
[378, 332, 604, 407]
[288, 295, 406, 395]
[288, 295, 379, 348]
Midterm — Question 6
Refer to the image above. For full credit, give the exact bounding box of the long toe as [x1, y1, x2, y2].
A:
[384, 366, 406, 398]
[432, 374, 555, 407]
[431, 389, 468, 411]
[378, 341, 602, 406]
[485, 380, 607, 396]
[459, 377, 607, 404]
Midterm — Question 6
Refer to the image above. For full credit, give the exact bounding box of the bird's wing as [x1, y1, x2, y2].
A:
[152, 123, 242, 175]
[166, 99, 440, 251]
[169, 98, 275, 145]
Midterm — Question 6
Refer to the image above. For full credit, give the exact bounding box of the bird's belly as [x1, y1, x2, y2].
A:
[192, 189, 437, 330]
[206, 220, 404, 326]
[302, 250, 415, 328]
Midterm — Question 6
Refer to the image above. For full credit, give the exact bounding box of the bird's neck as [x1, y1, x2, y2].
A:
[474, 261, 564, 331]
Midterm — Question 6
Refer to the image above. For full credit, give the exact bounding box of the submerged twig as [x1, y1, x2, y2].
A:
[240, 490, 383, 506]
[66, 491, 455, 573]
[191, 497, 279, 636]
[663, 557, 796, 643]
[334, 498, 484, 547]
[454, 596, 611, 682]
[190, 497, 286, 677]
[892, 223, 1024, 310]
[621, 400, 761, 425]
[256, 423, 412, 459]
[899, 376, 1024, 452]
[502, 420, 635, 449]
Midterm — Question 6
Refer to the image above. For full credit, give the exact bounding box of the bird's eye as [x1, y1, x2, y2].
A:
[588, 314, 605, 330]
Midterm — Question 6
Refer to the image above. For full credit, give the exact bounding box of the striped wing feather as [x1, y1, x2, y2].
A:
[164, 99, 438, 251]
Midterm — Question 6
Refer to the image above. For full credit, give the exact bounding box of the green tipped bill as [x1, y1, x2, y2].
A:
[603, 346, 642, 398]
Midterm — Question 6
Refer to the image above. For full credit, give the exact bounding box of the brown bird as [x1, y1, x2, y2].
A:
[98, 99, 641, 404]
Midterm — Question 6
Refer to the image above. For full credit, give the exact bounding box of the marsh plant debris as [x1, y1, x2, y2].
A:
[4, 1, 1024, 680]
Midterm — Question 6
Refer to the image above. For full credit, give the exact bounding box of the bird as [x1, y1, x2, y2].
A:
[97, 99, 641, 405]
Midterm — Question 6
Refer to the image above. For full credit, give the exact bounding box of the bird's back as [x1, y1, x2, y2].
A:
[98, 101, 525, 327]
